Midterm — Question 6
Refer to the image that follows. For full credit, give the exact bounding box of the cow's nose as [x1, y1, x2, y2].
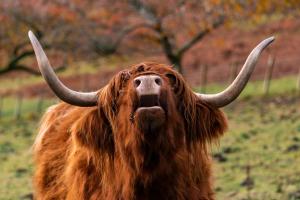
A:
[134, 75, 162, 96]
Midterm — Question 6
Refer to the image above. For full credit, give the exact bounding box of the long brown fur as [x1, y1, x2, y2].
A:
[33, 62, 227, 200]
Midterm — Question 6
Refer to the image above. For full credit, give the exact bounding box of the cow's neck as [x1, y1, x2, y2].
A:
[114, 134, 186, 199]
[133, 168, 182, 199]
[115, 152, 184, 199]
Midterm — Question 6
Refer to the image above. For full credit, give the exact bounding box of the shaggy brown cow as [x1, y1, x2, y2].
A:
[29, 31, 274, 200]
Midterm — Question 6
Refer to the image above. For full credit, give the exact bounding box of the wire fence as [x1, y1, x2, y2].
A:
[196, 54, 300, 96]
[0, 54, 300, 120]
[0, 94, 58, 120]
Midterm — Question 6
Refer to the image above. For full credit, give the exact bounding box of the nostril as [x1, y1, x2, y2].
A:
[155, 78, 162, 86]
[134, 79, 141, 87]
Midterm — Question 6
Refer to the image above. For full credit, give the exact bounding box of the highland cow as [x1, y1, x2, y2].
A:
[28, 31, 274, 200]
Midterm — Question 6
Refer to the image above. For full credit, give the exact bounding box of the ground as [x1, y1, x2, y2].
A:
[215, 96, 300, 199]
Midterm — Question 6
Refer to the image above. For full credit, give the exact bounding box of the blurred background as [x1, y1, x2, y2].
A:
[0, 0, 300, 199]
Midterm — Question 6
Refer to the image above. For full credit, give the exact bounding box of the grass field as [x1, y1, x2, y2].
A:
[215, 97, 300, 199]
[0, 77, 300, 200]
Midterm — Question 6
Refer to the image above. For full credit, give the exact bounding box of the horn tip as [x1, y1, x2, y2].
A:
[28, 30, 33, 37]
[28, 30, 37, 42]
[257, 36, 275, 51]
[265, 36, 275, 44]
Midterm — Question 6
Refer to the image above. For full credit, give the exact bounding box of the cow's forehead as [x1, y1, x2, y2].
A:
[128, 62, 175, 76]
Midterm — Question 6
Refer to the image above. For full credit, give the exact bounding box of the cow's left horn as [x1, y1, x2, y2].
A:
[28, 31, 98, 107]
[196, 37, 275, 107]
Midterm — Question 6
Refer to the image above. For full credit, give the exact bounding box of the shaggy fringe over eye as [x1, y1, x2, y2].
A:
[98, 70, 131, 122]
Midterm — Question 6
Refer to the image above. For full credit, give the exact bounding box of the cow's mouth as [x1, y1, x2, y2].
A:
[138, 94, 160, 108]
[134, 94, 166, 113]
[132, 94, 166, 132]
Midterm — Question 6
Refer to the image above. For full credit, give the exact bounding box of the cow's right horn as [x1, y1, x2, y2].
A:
[195, 37, 275, 107]
[28, 31, 98, 107]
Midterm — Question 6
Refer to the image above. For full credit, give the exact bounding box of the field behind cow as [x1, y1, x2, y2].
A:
[0, 77, 300, 200]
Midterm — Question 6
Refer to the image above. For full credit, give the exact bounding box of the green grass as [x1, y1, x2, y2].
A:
[214, 97, 300, 199]
[0, 76, 300, 199]
[0, 98, 54, 200]
[0, 119, 35, 200]
[195, 75, 300, 101]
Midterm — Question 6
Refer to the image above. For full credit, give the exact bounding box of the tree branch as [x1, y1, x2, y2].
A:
[91, 23, 157, 55]
[114, 23, 157, 47]
[0, 63, 66, 76]
[0, 43, 60, 76]
[0, 63, 39, 76]
[177, 16, 225, 57]
[128, 0, 159, 23]
[13, 41, 29, 56]
[8, 51, 35, 68]
[11, 65, 41, 75]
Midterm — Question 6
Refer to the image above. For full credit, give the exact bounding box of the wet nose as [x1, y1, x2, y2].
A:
[134, 75, 162, 96]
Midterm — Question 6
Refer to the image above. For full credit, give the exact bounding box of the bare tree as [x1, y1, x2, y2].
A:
[127, 0, 225, 73]
[0, 1, 65, 76]
[1, 0, 298, 77]
[47, 0, 226, 73]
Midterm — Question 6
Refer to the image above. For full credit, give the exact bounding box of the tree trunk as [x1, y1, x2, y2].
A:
[171, 56, 183, 74]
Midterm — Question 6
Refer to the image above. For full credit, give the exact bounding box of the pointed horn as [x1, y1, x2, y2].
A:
[196, 37, 275, 107]
[28, 31, 98, 107]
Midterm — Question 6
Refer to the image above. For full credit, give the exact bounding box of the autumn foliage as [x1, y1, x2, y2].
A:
[1, 0, 299, 75]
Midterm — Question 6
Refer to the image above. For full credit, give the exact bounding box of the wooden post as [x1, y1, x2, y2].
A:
[297, 67, 300, 93]
[263, 55, 275, 96]
[200, 64, 208, 93]
[37, 95, 44, 114]
[246, 164, 252, 200]
[53, 97, 60, 105]
[0, 96, 3, 118]
[15, 93, 23, 120]
[229, 62, 239, 83]
[81, 74, 90, 92]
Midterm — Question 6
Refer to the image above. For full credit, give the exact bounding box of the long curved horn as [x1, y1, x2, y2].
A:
[196, 37, 275, 107]
[28, 31, 98, 107]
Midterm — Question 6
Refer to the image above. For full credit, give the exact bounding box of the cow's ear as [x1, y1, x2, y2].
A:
[183, 99, 228, 146]
[196, 102, 227, 142]
[71, 107, 114, 154]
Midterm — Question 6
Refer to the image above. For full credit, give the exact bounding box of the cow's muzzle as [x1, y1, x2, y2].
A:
[134, 75, 162, 97]
[134, 74, 165, 111]
[132, 75, 166, 130]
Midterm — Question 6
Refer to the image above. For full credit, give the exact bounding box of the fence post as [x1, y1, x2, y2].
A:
[245, 164, 253, 200]
[263, 55, 275, 96]
[297, 67, 300, 93]
[229, 62, 239, 83]
[200, 64, 208, 93]
[0, 96, 3, 118]
[37, 95, 44, 114]
[53, 97, 60, 105]
[81, 74, 90, 92]
[15, 93, 23, 120]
